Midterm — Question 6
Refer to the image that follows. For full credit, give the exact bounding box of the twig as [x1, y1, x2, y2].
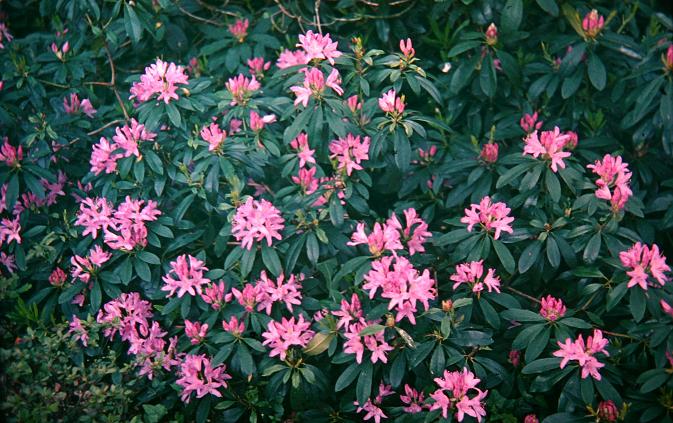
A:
[36, 79, 69, 89]
[314, 0, 322, 34]
[194, 0, 238, 17]
[87, 119, 123, 136]
[173, 0, 225, 26]
[274, 0, 307, 32]
[506, 286, 541, 304]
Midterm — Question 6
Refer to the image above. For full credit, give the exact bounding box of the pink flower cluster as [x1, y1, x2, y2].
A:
[176, 354, 232, 403]
[587, 154, 632, 211]
[75, 196, 161, 251]
[200, 122, 226, 152]
[296, 30, 342, 65]
[261, 315, 314, 360]
[523, 127, 575, 173]
[161, 254, 210, 298]
[247, 57, 271, 78]
[348, 208, 431, 256]
[553, 329, 609, 380]
[222, 315, 246, 336]
[226, 74, 260, 106]
[355, 383, 394, 423]
[461, 196, 514, 240]
[520, 112, 543, 133]
[228, 18, 249, 42]
[0, 215, 21, 247]
[344, 323, 393, 364]
[184, 319, 209, 344]
[68, 316, 89, 346]
[221, 271, 303, 315]
[363, 255, 436, 325]
[70, 244, 111, 284]
[276, 49, 309, 69]
[400, 384, 427, 413]
[450, 260, 501, 295]
[97, 292, 179, 380]
[378, 89, 405, 116]
[0, 22, 13, 49]
[0, 137, 23, 168]
[329, 133, 369, 176]
[90, 119, 157, 175]
[479, 143, 498, 164]
[232, 197, 285, 250]
[249, 110, 276, 132]
[129, 59, 189, 104]
[291, 67, 343, 107]
[429, 368, 488, 422]
[539, 295, 566, 320]
[664, 45, 673, 71]
[619, 242, 670, 290]
[582, 9, 605, 38]
[63, 93, 97, 118]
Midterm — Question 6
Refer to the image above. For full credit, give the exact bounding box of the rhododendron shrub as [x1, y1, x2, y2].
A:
[1, 1, 673, 422]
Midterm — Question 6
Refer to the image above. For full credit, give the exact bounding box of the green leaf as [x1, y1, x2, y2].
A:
[545, 168, 561, 202]
[496, 162, 534, 188]
[479, 56, 497, 97]
[389, 353, 406, 387]
[536, 0, 559, 16]
[124, 3, 143, 43]
[479, 299, 500, 329]
[90, 281, 102, 312]
[394, 131, 411, 171]
[639, 370, 669, 393]
[133, 257, 151, 281]
[522, 357, 562, 374]
[492, 238, 515, 274]
[518, 240, 542, 273]
[240, 247, 256, 277]
[261, 244, 282, 277]
[335, 362, 360, 392]
[587, 53, 606, 91]
[359, 324, 385, 336]
[329, 195, 344, 227]
[303, 332, 335, 356]
[165, 102, 181, 127]
[630, 287, 647, 322]
[559, 317, 592, 329]
[356, 362, 373, 406]
[501, 308, 545, 322]
[580, 376, 595, 404]
[546, 236, 561, 268]
[447, 40, 481, 57]
[606, 282, 628, 311]
[302, 232, 319, 266]
[583, 232, 601, 263]
[501, 0, 523, 32]
[137, 251, 161, 265]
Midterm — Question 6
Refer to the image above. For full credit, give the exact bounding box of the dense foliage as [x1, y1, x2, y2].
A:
[1, 0, 673, 422]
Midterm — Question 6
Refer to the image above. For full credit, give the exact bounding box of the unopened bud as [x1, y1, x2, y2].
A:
[441, 299, 453, 312]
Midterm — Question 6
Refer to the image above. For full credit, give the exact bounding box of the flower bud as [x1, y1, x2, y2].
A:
[663, 45, 673, 72]
[524, 415, 539, 423]
[441, 299, 453, 312]
[485, 23, 498, 46]
[509, 349, 521, 367]
[597, 400, 619, 422]
[479, 143, 499, 164]
[582, 9, 605, 39]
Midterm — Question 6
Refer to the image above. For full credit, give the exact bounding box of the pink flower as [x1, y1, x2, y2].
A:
[255, 271, 303, 315]
[400, 384, 425, 413]
[378, 89, 405, 115]
[553, 329, 609, 380]
[249, 110, 276, 132]
[290, 133, 316, 168]
[399, 38, 415, 58]
[231, 197, 285, 250]
[619, 242, 670, 290]
[0, 216, 21, 246]
[0, 253, 15, 274]
[184, 320, 208, 344]
[520, 112, 543, 133]
[296, 30, 342, 64]
[222, 315, 245, 336]
[292, 167, 319, 195]
[329, 133, 369, 176]
[509, 350, 521, 367]
[201, 122, 226, 152]
[363, 256, 436, 325]
[63, 93, 97, 117]
[129, 59, 189, 104]
[347, 221, 402, 257]
[68, 316, 89, 346]
[388, 208, 432, 255]
[479, 143, 498, 163]
[450, 260, 501, 294]
[540, 295, 566, 320]
[161, 254, 211, 298]
[176, 354, 232, 403]
[332, 293, 366, 332]
[0, 22, 13, 49]
[290, 67, 343, 107]
[485, 23, 498, 45]
[201, 281, 227, 310]
[226, 74, 260, 106]
[247, 57, 271, 78]
[582, 9, 605, 38]
[90, 136, 121, 175]
[461, 196, 514, 240]
[227, 283, 262, 312]
[523, 127, 573, 172]
[229, 118, 243, 133]
[587, 154, 632, 212]
[597, 400, 619, 422]
[261, 315, 314, 361]
[564, 130, 579, 149]
[661, 299, 673, 318]
[524, 414, 540, 423]
[430, 368, 488, 422]
[96, 292, 153, 342]
[49, 267, 67, 287]
[112, 119, 157, 158]
[51, 41, 69, 60]
[276, 49, 309, 69]
[103, 197, 161, 251]
[0, 137, 23, 168]
[664, 45, 673, 71]
[355, 400, 387, 423]
[228, 18, 249, 42]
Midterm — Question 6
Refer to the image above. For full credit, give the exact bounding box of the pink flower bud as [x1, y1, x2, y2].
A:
[597, 400, 619, 422]
[663, 45, 673, 71]
[62, 41, 70, 54]
[228, 18, 249, 42]
[582, 9, 605, 38]
[524, 415, 539, 423]
[509, 349, 521, 367]
[540, 295, 566, 321]
[49, 268, 67, 287]
[399, 38, 415, 58]
[485, 23, 498, 45]
[479, 143, 499, 163]
[520, 112, 543, 133]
